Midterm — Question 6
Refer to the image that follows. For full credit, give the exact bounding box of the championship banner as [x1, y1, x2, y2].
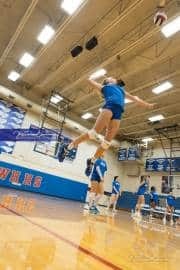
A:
[0, 99, 26, 154]
[127, 147, 140, 160]
[146, 158, 180, 172]
[118, 148, 127, 161]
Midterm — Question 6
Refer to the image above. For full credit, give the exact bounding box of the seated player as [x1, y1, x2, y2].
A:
[135, 176, 150, 216]
[150, 186, 159, 209]
[88, 156, 107, 215]
[107, 176, 121, 213]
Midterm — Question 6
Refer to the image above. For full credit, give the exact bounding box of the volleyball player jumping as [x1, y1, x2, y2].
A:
[58, 77, 155, 168]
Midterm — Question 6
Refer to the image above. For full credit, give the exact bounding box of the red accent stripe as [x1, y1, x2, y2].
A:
[2, 205, 123, 270]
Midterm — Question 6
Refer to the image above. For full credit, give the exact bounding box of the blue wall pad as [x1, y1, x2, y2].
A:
[117, 191, 180, 210]
[0, 160, 88, 202]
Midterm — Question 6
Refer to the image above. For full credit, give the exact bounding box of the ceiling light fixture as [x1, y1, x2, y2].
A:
[50, 94, 63, 104]
[161, 16, 180, 37]
[8, 71, 20, 82]
[152, 81, 173, 94]
[125, 98, 133, 104]
[81, 112, 93, 119]
[37, 25, 55, 44]
[148, 114, 164, 122]
[19, 52, 34, 68]
[142, 137, 154, 142]
[61, 0, 84, 15]
[89, 69, 107, 80]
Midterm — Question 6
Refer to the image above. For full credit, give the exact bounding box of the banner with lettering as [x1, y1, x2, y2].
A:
[127, 147, 140, 160]
[0, 160, 87, 202]
[0, 99, 25, 154]
[146, 158, 180, 172]
[118, 148, 127, 161]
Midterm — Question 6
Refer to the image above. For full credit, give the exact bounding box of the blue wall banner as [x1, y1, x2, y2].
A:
[118, 148, 127, 161]
[0, 161, 88, 202]
[0, 99, 25, 154]
[146, 158, 180, 172]
[127, 147, 140, 160]
[0, 128, 58, 141]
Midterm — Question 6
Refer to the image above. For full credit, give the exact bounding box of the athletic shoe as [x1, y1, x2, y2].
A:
[58, 143, 77, 162]
[57, 143, 69, 162]
[94, 206, 100, 214]
[85, 158, 94, 176]
[89, 206, 96, 214]
[89, 206, 100, 215]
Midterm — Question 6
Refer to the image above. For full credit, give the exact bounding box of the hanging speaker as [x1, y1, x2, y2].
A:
[71, 45, 83, 57]
[85, 36, 98, 51]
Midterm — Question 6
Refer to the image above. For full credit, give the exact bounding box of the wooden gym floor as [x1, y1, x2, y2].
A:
[0, 187, 179, 270]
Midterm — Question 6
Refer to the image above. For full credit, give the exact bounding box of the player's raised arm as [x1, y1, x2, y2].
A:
[87, 78, 102, 91]
[125, 91, 155, 109]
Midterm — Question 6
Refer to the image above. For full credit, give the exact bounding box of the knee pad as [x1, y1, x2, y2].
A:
[101, 140, 111, 150]
[88, 129, 98, 139]
[154, 11, 167, 26]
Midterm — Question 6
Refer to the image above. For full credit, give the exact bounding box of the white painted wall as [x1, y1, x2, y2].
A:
[120, 141, 180, 194]
[0, 110, 124, 192]
[0, 103, 179, 195]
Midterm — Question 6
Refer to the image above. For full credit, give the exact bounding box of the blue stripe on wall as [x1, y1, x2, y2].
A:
[0, 161, 88, 202]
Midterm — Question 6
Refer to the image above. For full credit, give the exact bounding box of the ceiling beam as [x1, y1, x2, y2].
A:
[60, 27, 161, 96]
[37, 0, 145, 88]
[69, 38, 180, 109]
[0, 0, 39, 67]
[121, 110, 180, 130]
[19, 0, 89, 79]
[121, 99, 180, 123]
[59, 2, 177, 96]
[122, 114, 180, 136]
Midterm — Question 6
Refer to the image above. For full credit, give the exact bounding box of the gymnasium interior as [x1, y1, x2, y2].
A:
[0, 0, 180, 269]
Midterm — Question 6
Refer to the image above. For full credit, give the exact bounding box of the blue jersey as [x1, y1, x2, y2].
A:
[102, 84, 125, 110]
[112, 180, 120, 194]
[150, 192, 159, 204]
[137, 182, 148, 196]
[91, 158, 107, 179]
[167, 195, 175, 207]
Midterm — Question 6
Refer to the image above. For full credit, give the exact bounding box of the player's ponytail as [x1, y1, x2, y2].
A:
[117, 79, 125, 87]
[150, 186, 156, 192]
[103, 79, 108, 85]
